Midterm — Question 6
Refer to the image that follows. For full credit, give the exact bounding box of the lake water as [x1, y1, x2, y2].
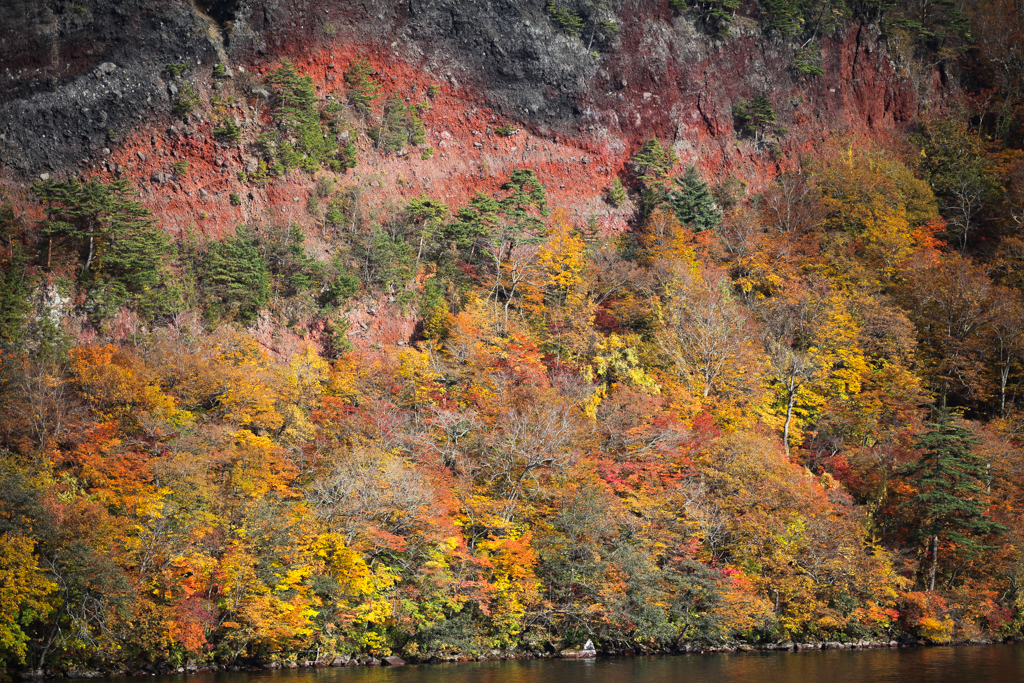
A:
[127, 646, 1024, 683]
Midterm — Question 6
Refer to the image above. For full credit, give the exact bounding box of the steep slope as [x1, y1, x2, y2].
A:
[2, 0, 923, 191]
[0, 0, 219, 175]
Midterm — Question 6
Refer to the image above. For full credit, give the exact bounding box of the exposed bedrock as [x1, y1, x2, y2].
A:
[1, 0, 922, 177]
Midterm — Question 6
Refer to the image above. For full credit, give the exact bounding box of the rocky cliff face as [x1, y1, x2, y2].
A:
[1, 0, 925, 225]
[227, 0, 918, 144]
[0, 0, 218, 175]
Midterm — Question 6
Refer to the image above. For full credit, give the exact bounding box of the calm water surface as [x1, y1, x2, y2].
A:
[129, 647, 1024, 683]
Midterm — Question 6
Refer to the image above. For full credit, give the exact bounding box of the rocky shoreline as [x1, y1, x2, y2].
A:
[7, 636, 1020, 682]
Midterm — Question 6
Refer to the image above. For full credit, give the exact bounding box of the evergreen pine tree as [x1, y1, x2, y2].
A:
[733, 95, 777, 146]
[546, 0, 585, 37]
[445, 192, 502, 253]
[500, 168, 550, 227]
[102, 208, 176, 314]
[631, 137, 677, 185]
[339, 137, 358, 170]
[202, 225, 271, 323]
[33, 178, 174, 317]
[408, 111, 427, 146]
[900, 414, 1006, 591]
[607, 177, 628, 207]
[666, 165, 722, 231]
[377, 94, 409, 153]
[325, 200, 347, 228]
[267, 61, 333, 171]
[266, 61, 317, 132]
[344, 55, 382, 116]
[631, 137, 677, 219]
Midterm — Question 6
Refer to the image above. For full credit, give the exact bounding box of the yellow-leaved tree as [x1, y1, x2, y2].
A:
[656, 263, 763, 424]
[521, 209, 599, 359]
[309, 532, 397, 652]
[216, 543, 318, 656]
[811, 141, 940, 279]
[213, 328, 290, 431]
[759, 287, 869, 453]
[0, 533, 55, 664]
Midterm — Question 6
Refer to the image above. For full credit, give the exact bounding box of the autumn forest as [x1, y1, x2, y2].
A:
[3, 0, 1024, 676]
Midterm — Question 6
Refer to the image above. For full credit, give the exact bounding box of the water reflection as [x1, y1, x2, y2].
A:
[127, 646, 1024, 683]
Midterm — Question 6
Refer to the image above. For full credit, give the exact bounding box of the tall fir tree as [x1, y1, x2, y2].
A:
[666, 165, 722, 231]
[900, 414, 1006, 591]
[631, 137, 677, 185]
[265, 60, 317, 132]
[377, 94, 409, 153]
[500, 168, 550, 228]
[266, 61, 333, 171]
[631, 137, 678, 220]
[339, 137, 358, 170]
[445, 191, 502, 254]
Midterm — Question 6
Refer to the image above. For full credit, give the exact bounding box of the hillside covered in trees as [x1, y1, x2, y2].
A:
[2, 0, 1024, 677]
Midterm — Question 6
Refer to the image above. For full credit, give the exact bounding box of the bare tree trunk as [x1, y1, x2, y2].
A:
[929, 534, 939, 592]
[416, 231, 426, 268]
[1001, 362, 1010, 418]
[783, 379, 797, 455]
[83, 231, 95, 273]
[375, 110, 386, 151]
[34, 594, 68, 670]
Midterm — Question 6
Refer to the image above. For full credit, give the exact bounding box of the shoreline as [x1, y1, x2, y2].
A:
[9, 637, 1021, 682]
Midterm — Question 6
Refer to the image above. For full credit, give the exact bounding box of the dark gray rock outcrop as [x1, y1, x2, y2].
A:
[0, 0, 920, 177]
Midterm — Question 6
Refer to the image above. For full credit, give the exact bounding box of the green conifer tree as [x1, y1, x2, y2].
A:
[546, 0, 585, 37]
[408, 111, 427, 146]
[0, 203, 31, 345]
[900, 414, 1006, 591]
[344, 55, 382, 116]
[607, 177, 628, 207]
[666, 166, 722, 231]
[33, 178, 174, 317]
[339, 137, 358, 170]
[500, 168, 550, 227]
[733, 95, 778, 146]
[202, 225, 271, 323]
[377, 94, 409, 153]
[266, 61, 317, 132]
[445, 192, 502, 253]
[326, 200, 347, 228]
[267, 61, 336, 172]
[631, 137, 677, 185]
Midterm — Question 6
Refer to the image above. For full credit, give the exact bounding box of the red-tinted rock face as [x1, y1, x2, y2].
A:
[1, 0, 930, 241]
[0, 1, 941, 357]
[225, 1, 920, 149]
